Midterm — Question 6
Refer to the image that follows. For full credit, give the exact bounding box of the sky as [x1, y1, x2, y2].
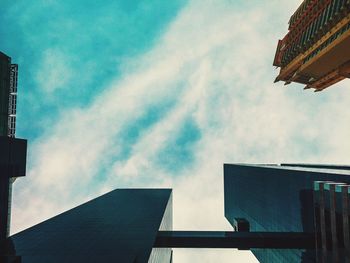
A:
[1, 0, 350, 262]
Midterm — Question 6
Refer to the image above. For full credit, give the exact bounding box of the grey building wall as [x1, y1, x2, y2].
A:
[224, 164, 350, 263]
[148, 193, 173, 263]
[11, 188, 172, 263]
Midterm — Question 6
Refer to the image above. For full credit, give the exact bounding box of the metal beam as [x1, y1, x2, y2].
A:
[154, 231, 315, 249]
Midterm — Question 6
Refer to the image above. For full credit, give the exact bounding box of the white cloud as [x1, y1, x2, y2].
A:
[35, 48, 73, 93]
[11, 0, 350, 262]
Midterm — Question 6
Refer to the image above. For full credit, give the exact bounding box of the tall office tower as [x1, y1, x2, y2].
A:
[0, 52, 17, 137]
[0, 51, 27, 259]
[9, 189, 173, 263]
[273, 0, 350, 92]
[224, 163, 350, 262]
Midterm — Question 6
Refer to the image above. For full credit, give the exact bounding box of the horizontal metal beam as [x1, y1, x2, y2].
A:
[154, 231, 315, 249]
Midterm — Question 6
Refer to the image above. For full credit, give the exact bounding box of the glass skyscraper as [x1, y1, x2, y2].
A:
[224, 163, 350, 262]
[10, 189, 172, 263]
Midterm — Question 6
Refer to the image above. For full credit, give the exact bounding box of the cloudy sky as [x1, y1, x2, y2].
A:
[2, 0, 350, 261]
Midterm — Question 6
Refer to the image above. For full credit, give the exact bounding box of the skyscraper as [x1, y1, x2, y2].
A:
[224, 163, 350, 262]
[0, 52, 17, 137]
[273, 0, 350, 92]
[10, 189, 173, 263]
[0, 52, 27, 261]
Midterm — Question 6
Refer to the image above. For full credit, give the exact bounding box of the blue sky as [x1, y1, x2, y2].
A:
[2, 0, 350, 262]
[1, 0, 186, 138]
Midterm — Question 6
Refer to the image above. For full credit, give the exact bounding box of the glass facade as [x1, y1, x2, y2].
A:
[224, 164, 350, 263]
[11, 189, 173, 263]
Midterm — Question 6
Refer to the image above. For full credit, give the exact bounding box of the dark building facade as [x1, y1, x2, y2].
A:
[0, 51, 25, 260]
[224, 163, 350, 262]
[0, 51, 17, 137]
[0, 51, 11, 136]
[10, 189, 172, 263]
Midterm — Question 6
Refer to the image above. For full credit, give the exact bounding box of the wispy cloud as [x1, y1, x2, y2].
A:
[36, 48, 73, 93]
[9, 0, 350, 262]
